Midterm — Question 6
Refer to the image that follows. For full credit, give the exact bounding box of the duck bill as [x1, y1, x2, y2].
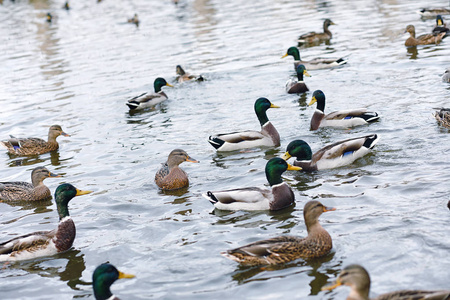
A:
[61, 132, 70, 137]
[321, 279, 342, 291]
[281, 152, 292, 161]
[75, 188, 93, 196]
[330, 21, 336, 25]
[49, 172, 62, 178]
[308, 96, 317, 106]
[166, 83, 174, 87]
[281, 53, 289, 59]
[323, 206, 336, 212]
[270, 103, 280, 108]
[304, 70, 311, 77]
[186, 157, 199, 163]
[118, 271, 136, 279]
[287, 163, 302, 171]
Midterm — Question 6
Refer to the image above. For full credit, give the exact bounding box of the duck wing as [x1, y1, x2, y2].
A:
[0, 230, 55, 255]
[313, 134, 378, 161]
[204, 187, 270, 204]
[375, 290, 450, 300]
[0, 182, 34, 201]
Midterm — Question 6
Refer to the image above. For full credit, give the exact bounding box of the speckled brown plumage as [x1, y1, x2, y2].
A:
[323, 264, 450, 300]
[155, 149, 199, 191]
[404, 25, 445, 46]
[1, 125, 69, 156]
[222, 201, 335, 266]
[176, 65, 204, 83]
[298, 19, 335, 45]
[0, 166, 60, 202]
[434, 108, 450, 128]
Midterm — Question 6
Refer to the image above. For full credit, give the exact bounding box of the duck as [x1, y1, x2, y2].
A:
[297, 19, 335, 45]
[404, 25, 445, 46]
[322, 264, 450, 300]
[208, 98, 281, 152]
[0, 183, 91, 262]
[434, 108, 450, 128]
[46, 12, 52, 23]
[418, 7, 450, 18]
[93, 263, 135, 300]
[127, 13, 139, 26]
[221, 200, 335, 265]
[282, 46, 347, 71]
[443, 68, 450, 82]
[155, 149, 199, 190]
[432, 15, 449, 36]
[203, 157, 301, 211]
[1, 125, 70, 156]
[308, 90, 379, 131]
[176, 65, 204, 83]
[0, 166, 61, 202]
[286, 64, 311, 94]
[63, 1, 70, 10]
[281, 135, 379, 172]
[126, 78, 173, 110]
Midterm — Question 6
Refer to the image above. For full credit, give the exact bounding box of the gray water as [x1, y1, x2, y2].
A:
[0, 0, 449, 299]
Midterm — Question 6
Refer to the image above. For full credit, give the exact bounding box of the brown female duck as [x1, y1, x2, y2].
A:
[297, 19, 335, 45]
[1, 125, 69, 156]
[155, 149, 199, 190]
[322, 264, 450, 300]
[176, 65, 204, 83]
[221, 200, 335, 266]
[404, 25, 445, 46]
[434, 108, 450, 128]
[0, 166, 61, 202]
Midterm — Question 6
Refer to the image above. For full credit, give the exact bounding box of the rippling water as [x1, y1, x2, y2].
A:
[1, 0, 449, 299]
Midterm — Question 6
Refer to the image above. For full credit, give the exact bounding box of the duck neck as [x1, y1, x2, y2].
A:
[31, 176, 45, 187]
[56, 199, 70, 220]
[409, 30, 416, 38]
[316, 99, 325, 112]
[266, 171, 283, 186]
[154, 81, 164, 93]
[93, 281, 113, 300]
[292, 48, 301, 61]
[296, 71, 304, 81]
[305, 218, 321, 234]
[47, 132, 59, 143]
[324, 23, 332, 36]
[256, 109, 270, 126]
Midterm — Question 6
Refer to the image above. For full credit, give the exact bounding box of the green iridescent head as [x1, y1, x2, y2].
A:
[283, 140, 312, 161]
[308, 90, 326, 112]
[55, 183, 92, 220]
[296, 64, 311, 80]
[153, 77, 173, 93]
[254, 97, 279, 126]
[93, 263, 135, 300]
[282, 47, 301, 61]
[265, 157, 301, 186]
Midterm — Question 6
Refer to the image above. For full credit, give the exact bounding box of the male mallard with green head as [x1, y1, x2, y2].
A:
[0, 183, 91, 262]
[404, 24, 445, 46]
[308, 90, 379, 130]
[297, 19, 335, 45]
[286, 64, 311, 94]
[203, 157, 301, 211]
[208, 98, 281, 151]
[322, 264, 450, 300]
[46, 12, 52, 23]
[93, 263, 135, 300]
[0, 166, 61, 202]
[155, 149, 199, 190]
[126, 77, 173, 110]
[221, 200, 335, 265]
[176, 65, 204, 83]
[1, 125, 70, 156]
[282, 135, 379, 172]
[432, 15, 449, 36]
[282, 46, 347, 70]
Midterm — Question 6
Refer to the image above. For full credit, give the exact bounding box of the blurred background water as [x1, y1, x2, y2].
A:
[0, 0, 449, 299]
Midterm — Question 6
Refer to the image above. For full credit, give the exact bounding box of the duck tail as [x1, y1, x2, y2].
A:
[126, 101, 139, 110]
[361, 112, 380, 123]
[335, 57, 348, 65]
[208, 136, 224, 150]
[202, 191, 218, 204]
[363, 134, 379, 149]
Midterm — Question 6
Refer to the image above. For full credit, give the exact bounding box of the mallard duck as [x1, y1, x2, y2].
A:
[93, 263, 135, 300]
[418, 7, 450, 18]
[404, 25, 445, 46]
[127, 13, 139, 26]
[433, 15, 449, 36]
[0, 183, 91, 262]
[322, 264, 450, 300]
[126, 78, 173, 110]
[208, 98, 281, 151]
[1, 125, 70, 156]
[46, 12, 52, 23]
[443, 68, 450, 82]
[0, 166, 61, 202]
[176, 65, 204, 83]
[221, 200, 335, 265]
[297, 19, 335, 45]
[308, 90, 379, 131]
[63, 1, 70, 10]
[282, 134, 379, 172]
[155, 149, 199, 190]
[203, 157, 301, 211]
[282, 47, 347, 71]
[434, 108, 450, 128]
[286, 64, 311, 94]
